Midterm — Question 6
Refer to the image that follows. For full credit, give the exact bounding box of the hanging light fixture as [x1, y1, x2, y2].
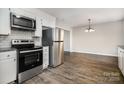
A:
[85, 19, 95, 32]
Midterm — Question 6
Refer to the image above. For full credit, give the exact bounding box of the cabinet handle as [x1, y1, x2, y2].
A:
[32, 21, 34, 28]
[14, 59, 16, 62]
[41, 19, 42, 24]
[7, 55, 10, 57]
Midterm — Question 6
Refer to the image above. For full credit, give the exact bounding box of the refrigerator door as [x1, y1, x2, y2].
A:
[53, 28, 59, 41]
[50, 42, 64, 67]
[53, 28, 64, 41]
[59, 29, 64, 41]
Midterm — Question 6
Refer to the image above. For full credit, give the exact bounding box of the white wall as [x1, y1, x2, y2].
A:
[64, 31, 70, 51]
[72, 21, 124, 56]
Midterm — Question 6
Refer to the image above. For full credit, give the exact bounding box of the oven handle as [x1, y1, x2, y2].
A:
[32, 20, 34, 28]
[20, 49, 42, 54]
[37, 53, 40, 62]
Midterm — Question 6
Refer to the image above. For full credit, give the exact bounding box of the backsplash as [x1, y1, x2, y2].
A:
[0, 30, 34, 48]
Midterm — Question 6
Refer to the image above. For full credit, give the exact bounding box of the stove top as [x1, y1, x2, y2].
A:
[17, 46, 42, 51]
[11, 39, 42, 51]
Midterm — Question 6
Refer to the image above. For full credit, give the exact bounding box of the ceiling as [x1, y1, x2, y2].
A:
[40, 8, 124, 27]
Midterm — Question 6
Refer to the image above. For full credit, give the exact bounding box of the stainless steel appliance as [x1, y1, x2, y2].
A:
[10, 13, 36, 31]
[42, 27, 64, 67]
[12, 39, 42, 83]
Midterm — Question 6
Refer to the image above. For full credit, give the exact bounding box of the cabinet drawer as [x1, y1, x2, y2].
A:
[43, 53, 48, 56]
[118, 48, 124, 52]
[43, 47, 49, 52]
[0, 51, 16, 60]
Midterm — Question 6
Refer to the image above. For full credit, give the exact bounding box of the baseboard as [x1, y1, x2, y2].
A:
[71, 50, 117, 57]
[64, 51, 71, 55]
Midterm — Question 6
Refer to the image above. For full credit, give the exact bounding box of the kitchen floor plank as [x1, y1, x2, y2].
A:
[24, 52, 124, 84]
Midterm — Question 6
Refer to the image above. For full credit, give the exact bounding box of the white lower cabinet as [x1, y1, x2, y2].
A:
[118, 47, 124, 76]
[0, 50, 17, 84]
[43, 46, 49, 70]
[122, 53, 124, 75]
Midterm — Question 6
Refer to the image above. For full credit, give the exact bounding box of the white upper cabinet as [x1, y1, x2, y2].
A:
[42, 15, 56, 28]
[21, 8, 56, 28]
[0, 8, 10, 35]
[10, 8, 35, 19]
[35, 16, 42, 37]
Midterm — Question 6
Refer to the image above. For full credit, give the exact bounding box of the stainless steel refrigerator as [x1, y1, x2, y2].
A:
[42, 27, 64, 67]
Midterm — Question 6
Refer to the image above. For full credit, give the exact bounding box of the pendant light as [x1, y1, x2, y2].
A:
[85, 19, 95, 32]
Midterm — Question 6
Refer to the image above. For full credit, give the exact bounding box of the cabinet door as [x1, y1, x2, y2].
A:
[10, 8, 35, 19]
[43, 47, 49, 69]
[0, 8, 10, 35]
[42, 15, 56, 28]
[34, 17, 42, 46]
[0, 58, 17, 84]
[35, 17, 42, 37]
[118, 49, 123, 70]
[122, 52, 124, 76]
[46, 16, 56, 28]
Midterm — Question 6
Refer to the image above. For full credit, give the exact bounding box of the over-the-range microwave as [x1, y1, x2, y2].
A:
[10, 13, 36, 31]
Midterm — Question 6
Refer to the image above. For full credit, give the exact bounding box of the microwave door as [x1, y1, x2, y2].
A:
[13, 16, 33, 28]
[11, 13, 36, 31]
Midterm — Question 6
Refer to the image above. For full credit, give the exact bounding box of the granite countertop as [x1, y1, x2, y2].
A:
[0, 47, 17, 52]
[118, 45, 124, 49]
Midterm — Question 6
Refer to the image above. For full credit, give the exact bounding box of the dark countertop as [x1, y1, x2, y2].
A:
[0, 47, 17, 52]
[0, 46, 42, 52]
[118, 45, 124, 49]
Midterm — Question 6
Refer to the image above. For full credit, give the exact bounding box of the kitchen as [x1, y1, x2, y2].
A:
[0, 8, 124, 84]
[0, 8, 64, 83]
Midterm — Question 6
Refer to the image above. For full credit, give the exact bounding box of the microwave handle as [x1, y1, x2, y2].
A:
[32, 21, 34, 28]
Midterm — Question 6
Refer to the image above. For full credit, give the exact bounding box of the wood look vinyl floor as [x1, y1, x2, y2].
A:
[24, 52, 124, 84]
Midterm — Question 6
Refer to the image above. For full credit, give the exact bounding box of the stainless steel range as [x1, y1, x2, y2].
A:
[12, 39, 43, 83]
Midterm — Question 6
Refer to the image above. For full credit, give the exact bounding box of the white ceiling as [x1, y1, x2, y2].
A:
[40, 8, 124, 27]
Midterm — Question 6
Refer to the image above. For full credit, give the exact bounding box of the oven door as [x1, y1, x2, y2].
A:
[19, 49, 42, 73]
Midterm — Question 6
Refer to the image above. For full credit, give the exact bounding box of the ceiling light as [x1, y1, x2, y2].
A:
[85, 19, 95, 32]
